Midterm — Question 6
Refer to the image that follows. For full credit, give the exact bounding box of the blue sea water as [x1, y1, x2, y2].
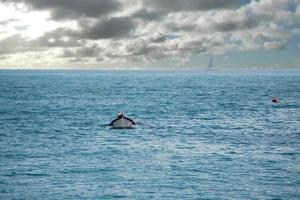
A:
[0, 70, 299, 199]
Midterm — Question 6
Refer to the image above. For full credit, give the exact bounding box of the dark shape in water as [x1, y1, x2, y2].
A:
[272, 97, 278, 103]
[109, 112, 136, 129]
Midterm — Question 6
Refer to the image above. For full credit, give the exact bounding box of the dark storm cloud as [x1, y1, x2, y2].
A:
[144, 0, 240, 13]
[168, 13, 259, 33]
[132, 10, 163, 21]
[71, 17, 135, 39]
[62, 45, 103, 63]
[1, 0, 121, 20]
[76, 45, 101, 57]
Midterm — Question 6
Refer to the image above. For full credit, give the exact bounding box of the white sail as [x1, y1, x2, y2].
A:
[206, 54, 216, 71]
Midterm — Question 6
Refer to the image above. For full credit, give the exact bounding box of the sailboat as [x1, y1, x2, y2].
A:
[206, 54, 217, 71]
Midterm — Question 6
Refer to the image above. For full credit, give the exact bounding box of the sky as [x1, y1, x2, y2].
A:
[0, 0, 299, 70]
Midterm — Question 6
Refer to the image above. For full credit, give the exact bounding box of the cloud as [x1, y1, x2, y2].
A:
[34, 30, 84, 48]
[166, 10, 259, 33]
[263, 41, 285, 50]
[0, 18, 18, 25]
[62, 45, 102, 59]
[177, 36, 225, 54]
[0, 0, 299, 68]
[0, 29, 83, 55]
[0, 34, 34, 55]
[143, 0, 240, 13]
[1, 0, 122, 20]
[132, 9, 163, 21]
[210, 11, 259, 32]
[0, 55, 9, 60]
[150, 33, 167, 43]
[71, 17, 136, 39]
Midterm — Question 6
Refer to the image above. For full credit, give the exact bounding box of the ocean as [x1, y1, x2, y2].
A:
[0, 70, 299, 199]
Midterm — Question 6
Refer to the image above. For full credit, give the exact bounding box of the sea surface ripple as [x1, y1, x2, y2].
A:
[0, 70, 299, 199]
